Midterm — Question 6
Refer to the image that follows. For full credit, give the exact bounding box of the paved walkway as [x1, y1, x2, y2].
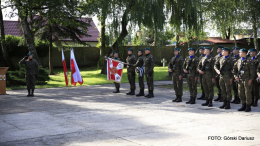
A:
[0, 81, 260, 146]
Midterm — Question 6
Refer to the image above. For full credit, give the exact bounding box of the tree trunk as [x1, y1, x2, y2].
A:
[100, 10, 106, 56]
[175, 33, 180, 48]
[225, 27, 230, 40]
[16, 1, 40, 64]
[233, 35, 237, 47]
[0, 0, 13, 69]
[252, 12, 259, 50]
[49, 26, 54, 75]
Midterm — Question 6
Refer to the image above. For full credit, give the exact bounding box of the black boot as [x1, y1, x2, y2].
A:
[27, 89, 31, 97]
[146, 90, 154, 98]
[175, 95, 182, 102]
[113, 87, 120, 93]
[136, 90, 144, 97]
[202, 98, 209, 106]
[251, 95, 255, 106]
[172, 96, 179, 102]
[208, 99, 213, 107]
[126, 90, 132, 95]
[231, 96, 238, 103]
[224, 101, 231, 109]
[245, 104, 251, 112]
[219, 99, 227, 109]
[31, 89, 34, 97]
[150, 90, 154, 97]
[238, 103, 246, 111]
[219, 96, 223, 102]
[186, 96, 192, 104]
[214, 94, 221, 101]
[128, 90, 135, 95]
[234, 98, 241, 104]
[197, 92, 205, 100]
[252, 99, 258, 107]
[190, 97, 196, 104]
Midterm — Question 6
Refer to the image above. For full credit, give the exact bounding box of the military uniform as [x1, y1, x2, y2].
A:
[249, 49, 259, 107]
[169, 48, 184, 102]
[214, 48, 233, 109]
[133, 50, 144, 96]
[113, 56, 121, 93]
[197, 48, 215, 107]
[126, 49, 136, 95]
[197, 53, 206, 100]
[233, 48, 255, 112]
[19, 54, 39, 96]
[183, 48, 199, 104]
[144, 48, 154, 98]
[231, 52, 240, 104]
[214, 53, 223, 102]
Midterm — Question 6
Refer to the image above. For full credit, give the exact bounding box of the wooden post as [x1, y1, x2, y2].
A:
[0, 67, 9, 94]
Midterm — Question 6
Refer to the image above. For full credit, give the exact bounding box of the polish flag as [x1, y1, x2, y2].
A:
[61, 49, 68, 86]
[70, 49, 83, 86]
[107, 58, 124, 83]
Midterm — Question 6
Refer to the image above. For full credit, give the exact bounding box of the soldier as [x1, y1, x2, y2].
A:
[112, 51, 121, 93]
[169, 48, 184, 102]
[144, 48, 154, 98]
[183, 48, 199, 104]
[197, 46, 206, 100]
[197, 47, 215, 107]
[126, 48, 136, 95]
[214, 46, 224, 102]
[214, 47, 233, 109]
[249, 48, 259, 107]
[233, 48, 255, 112]
[133, 49, 145, 96]
[19, 52, 39, 97]
[231, 47, 241, 104]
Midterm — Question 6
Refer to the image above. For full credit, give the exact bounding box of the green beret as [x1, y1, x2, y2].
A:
[198, 46, 204, 50]
[204, 47, 211, 50]
[174, 48, 181, 51]
[188, 48, 195, 51]
[217, 46, 224, 48]
[137, 49, 143, 52]
[249, 48, 257, 52]
[27, 52, 33, 56]
[127, 48, 133, 52]
[145, 47, 151, 51]
[239, 48, 248, 53]
[113, 51, 118, 54]
[232, 47, 239, 50]
[222, 47, 230, 52]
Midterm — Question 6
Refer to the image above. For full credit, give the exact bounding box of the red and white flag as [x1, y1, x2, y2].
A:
[61, 49, 68, 86]
[107, 58, 124, 83]
[70, 49, 83, 86]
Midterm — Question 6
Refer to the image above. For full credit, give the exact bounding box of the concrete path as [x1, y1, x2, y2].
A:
[0, 81, 260, 146]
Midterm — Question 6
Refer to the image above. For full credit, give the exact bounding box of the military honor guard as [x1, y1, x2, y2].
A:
[144, 48, 154, 98]
[133, 49, 145, 96]
[197, 46, 206, 100]
[231, 47, 241, 104]
[249, 48, 259, 107]
[214, 46, 224, 102]
[126, 48, 136, 95]
[112, 51, 121, 93]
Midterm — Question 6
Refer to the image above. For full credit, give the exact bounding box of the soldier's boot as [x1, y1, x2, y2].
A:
[175, 95, 182, 102]
[146, 90, 154, 98]
[126, 90, 132, 95]
[150, 90, 154, 97]
[128, 90, 135, 95]
[252, 99, 258, 107]
[238, 103, 246, 111]
[27, 89, 31, 97]
[234, 98, 241, 104]
[208, 99, 213, 107]
[197, 92, 205, 100]
[245, 104, 251, 112]
[251, 95, 255, 106]
[231, 96, 238, 103]
[190, 97, 196, 104]
[201, 98, 209, 106]
[113, 87, 120, 93]
[31, 89, 34, 97]
[186, 96, 192, 104]
[219, 99, 227, 109]
[219, 96, 223, 102]
[145, 92, 150, 97]
[136, 90, 144, 97]
[214, 94, 221, 101]
[224, 101, 231, 109]
[172, 96, 179, 102]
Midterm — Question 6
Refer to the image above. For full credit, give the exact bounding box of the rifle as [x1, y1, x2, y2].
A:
[215, 56, 230, 78]
[199, 57, 208, 78]
[185, 57, 193, 74]
[236, 59, 245, 82]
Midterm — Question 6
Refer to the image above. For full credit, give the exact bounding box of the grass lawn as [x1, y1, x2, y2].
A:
[7, 66, 170, 90]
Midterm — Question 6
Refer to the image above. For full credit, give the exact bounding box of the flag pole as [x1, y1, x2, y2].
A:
[68, 48, 73, 90]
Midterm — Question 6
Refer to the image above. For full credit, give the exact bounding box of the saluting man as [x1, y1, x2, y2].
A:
[214, 47, 233, 109]
[183, 48, 199, 104]
[231, 47, 241, 104]
[197, 47, 215, 107]
[214, 46, 224, 102]
[233, 48, 255, 112]
[144, 48, 154, 98]
[169, 48, 184, 102]
[19, 52, 39, 97]
[197, 46, 206, 100]
[126, 48, 136, 95]
[133, 49, 145, 96]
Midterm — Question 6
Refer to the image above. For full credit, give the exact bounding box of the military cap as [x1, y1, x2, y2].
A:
[217, 46, 224, 48]
[174, 48, 181, 51]
[232, 47, 240, 50]
[137, 49, 143, 52]
[198, 46, 204, 50]
[127, 48, 133, 52]
[27, 52, 33, 56]
[239, 48, 247, 53]
[204, 47, 211, 50]
[222, 47, 230, 52]
[145, 47, 151, 51]
[113, 51, 118, 54]
[188, 48, 195, 51]
[249, 48, 257, 52]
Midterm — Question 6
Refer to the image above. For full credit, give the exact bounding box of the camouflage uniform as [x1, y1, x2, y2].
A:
[19, 58, 39, 90]
[197, 55, 215, 106]
[214, 54, 223, 101]
[231, 54, 240, 104]
[133, 55, 144, 95]
[113, 57, 121, 92]
[250, 56, 260, 106]
[233, 57, 255, 111]
[144, 53, 154, 98]
[168, 55, 184, 101]
[197, 54, 206, 99]
[126, 54, 136, 94]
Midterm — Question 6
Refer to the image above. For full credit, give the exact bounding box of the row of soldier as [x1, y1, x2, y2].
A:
[111, 46, 259, 112]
